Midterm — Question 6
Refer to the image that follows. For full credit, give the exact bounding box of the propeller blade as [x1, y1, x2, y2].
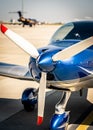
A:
[37, 72, 46, 125]
[53, 36, 93, 61]
[0, 24, 39, 59]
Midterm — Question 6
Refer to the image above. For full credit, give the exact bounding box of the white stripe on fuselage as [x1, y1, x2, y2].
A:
[47, 74, 93, 91]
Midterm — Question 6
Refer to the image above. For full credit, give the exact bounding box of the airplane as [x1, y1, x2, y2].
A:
[9, 11, 38, 27]
[17, 11, 38, 27]
[0, 21, 93, 130]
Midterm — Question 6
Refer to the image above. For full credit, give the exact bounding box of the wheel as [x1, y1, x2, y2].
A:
[29, 24, 32, 27]
[21, 88, 37, 112]
[50, 112, 69, 130]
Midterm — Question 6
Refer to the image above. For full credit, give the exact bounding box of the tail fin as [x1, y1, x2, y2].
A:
[17, 11, 22, 18]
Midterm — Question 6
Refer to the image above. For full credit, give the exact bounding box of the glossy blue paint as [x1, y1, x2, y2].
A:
[29, 57, 41, 80]
[50, 112, 69, 130]
[29, 43, 93, 81]
[37, 52, 55, 72]
[21, 88, 37, 105]
[28, 21, 93, 85]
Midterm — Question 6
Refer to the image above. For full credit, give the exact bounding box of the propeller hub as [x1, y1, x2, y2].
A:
[36, 53, 55, 72]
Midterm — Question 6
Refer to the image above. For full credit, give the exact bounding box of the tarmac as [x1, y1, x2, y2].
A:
[0, 24, 93, 130]
[0, 90, 93, 130]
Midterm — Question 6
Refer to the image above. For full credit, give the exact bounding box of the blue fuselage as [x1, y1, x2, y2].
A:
[29, 40, 93, 91]
[29, 21, 93, 91]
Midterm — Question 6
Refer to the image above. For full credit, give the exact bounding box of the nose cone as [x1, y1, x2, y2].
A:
[37, 54, 55, 72]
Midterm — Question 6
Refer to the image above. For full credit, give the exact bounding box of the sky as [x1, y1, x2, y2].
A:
[0, 0, 93, 23]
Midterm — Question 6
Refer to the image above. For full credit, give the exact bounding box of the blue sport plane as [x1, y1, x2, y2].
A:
[0, 21, 93, 130]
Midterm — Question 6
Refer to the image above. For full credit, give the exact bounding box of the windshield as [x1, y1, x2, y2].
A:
[50, 21, 93, 46]
[50, 23, 74, 43]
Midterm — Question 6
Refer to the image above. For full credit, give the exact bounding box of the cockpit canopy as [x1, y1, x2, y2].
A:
[50, 21, 93, 47]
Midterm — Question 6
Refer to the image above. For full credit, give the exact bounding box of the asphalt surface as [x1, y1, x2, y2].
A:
[0, 90, 93, 130]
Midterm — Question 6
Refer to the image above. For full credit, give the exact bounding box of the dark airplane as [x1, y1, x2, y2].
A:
[17, 11, 38, 27]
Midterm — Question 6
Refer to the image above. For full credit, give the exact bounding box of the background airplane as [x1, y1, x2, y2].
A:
[0, 21, 93, 130]
[9, 11, 39, 27]
[17, 11, 39, 27]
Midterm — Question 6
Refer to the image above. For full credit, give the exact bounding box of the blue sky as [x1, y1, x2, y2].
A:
[0, 0, 93, 23]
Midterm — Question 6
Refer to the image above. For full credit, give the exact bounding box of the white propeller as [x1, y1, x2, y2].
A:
[1, 24, 93, 126]
[0, 24, 39, 59]
[53, 36, 93, 61]
[37, 72, 46, 125]
[0, 24, 46, 125]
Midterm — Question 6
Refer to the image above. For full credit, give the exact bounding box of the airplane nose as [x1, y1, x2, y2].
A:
[36, 54, 55, 72]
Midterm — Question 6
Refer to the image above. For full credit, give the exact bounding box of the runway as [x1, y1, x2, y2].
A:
[0, 24, 93, 130]
[0, 90, 93, 130]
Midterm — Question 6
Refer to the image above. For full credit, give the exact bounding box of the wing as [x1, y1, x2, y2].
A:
[0, 62, 34, 80]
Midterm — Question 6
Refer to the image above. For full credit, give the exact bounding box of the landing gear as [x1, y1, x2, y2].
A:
[21, 88, 38, 112]
[22, 24, 25, 27]
[29, 24, 32, 27]
[50, 91, 71, 130]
